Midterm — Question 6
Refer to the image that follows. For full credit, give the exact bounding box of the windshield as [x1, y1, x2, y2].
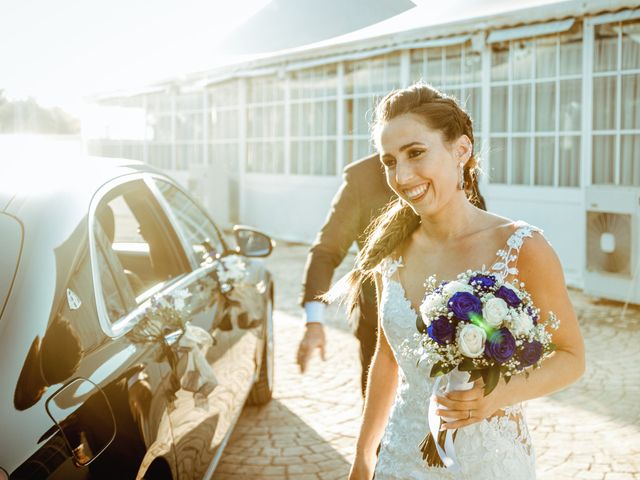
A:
[0, 213, 23, 321]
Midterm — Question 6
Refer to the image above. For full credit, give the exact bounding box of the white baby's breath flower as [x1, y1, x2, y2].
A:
[482, 297, 509, 328]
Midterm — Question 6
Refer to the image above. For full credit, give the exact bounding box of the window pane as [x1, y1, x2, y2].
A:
[621, 21, 640, 71]
[444, 46, 462, 85]
[536, 82, 556, 132]
[157, 182, 225, 260]
[536, 37, 557, 78]
[370, 58, 385, 93]
[512, 138, 531, 185]
[344, 139, 353, 166]
[560, 30, 583, 75]
[463, 49, 482, 83]
[559, 136, 581, 187]
[559, 79, 582, 132]
[620, 134, 640, 186]
[427, 49, 444, 86]
[491, 44, 509, 81]
[325, 140, 337, 175]
[491, 86, 508, 132]
[535, 137, 555, 185]
[592, 135, 616, 184]
[621, 74, 640, 130]
[327, 100, 337, 135]
[356, 97, 371, 135]
[594, 24, 618, 73]
[410, 49, 425, 81]
[513, 41, 533, 80]
[593, 76, 618, 130]
[512, 84, 532, 132]
[96, 243, 128, 323]
[465, 87, 482, 132]
[489, 137, 507, 183]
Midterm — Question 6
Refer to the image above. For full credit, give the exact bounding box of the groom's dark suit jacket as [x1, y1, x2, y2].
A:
[300, 154, 394, 348]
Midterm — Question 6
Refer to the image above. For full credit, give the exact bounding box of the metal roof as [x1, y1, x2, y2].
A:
[94, 0, 640, 99]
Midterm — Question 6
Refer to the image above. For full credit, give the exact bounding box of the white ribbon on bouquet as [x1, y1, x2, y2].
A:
[427, 367, 474, 473]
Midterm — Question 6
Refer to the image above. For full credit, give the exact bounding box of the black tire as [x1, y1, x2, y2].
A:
[247, 296, 274, 405]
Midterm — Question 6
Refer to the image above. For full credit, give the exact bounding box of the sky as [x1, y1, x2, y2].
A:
[0, 0, 272, 116]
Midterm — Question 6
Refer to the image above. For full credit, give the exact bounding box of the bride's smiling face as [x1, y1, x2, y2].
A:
[379, 113, 467, 217]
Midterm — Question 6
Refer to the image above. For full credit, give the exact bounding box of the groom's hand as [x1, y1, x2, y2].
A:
[296, 323, 326, 373]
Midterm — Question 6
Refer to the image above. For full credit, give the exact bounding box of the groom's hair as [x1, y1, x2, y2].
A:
[324, 82, 485, 313]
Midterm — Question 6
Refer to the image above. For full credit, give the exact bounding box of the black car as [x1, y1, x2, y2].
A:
[0, 156, 275, 479]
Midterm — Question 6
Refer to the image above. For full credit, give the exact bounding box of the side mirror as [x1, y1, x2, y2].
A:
[233, 226, 275, 258]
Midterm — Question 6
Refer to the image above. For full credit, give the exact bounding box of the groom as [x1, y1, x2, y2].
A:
[296, 153, 394, 396]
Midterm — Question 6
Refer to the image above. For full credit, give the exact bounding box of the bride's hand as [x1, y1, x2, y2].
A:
[349, 450, 377, 480]
[435, 380, 504, 430]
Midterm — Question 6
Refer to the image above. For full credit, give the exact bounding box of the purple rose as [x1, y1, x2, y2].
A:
[496, 285, 521, 307]
[427, 316, 457, 345]
[517, 340, 543, 368]
[485, 327, 516, 364]
[448, 292, 483, 321]
[527, 306, 539, 325]
[470, 274, 496, 291]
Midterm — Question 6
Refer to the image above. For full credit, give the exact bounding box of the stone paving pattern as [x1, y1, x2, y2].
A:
[216, 244, 640, 479]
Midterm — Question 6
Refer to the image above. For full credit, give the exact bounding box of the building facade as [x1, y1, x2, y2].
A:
[84, 1, 640, 298]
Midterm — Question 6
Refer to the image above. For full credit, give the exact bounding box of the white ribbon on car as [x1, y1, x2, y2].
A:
[427, 367, 473, 473]
[178, 323, 218, 393]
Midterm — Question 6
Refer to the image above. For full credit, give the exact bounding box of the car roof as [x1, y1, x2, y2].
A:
[2, 154, 158, 217]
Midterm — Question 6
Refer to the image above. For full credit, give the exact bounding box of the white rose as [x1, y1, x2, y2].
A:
[456, 323, 487, 358]
[511, 310, 534, 336]
[442, 280, 474, 299]
[419, 292, 444, 318]
[482, 297, 509, 328]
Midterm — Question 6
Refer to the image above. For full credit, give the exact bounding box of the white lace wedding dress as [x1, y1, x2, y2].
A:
[373, 223, 540, 480]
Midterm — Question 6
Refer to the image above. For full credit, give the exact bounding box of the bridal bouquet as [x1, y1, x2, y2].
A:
[415, 270, 559, 469]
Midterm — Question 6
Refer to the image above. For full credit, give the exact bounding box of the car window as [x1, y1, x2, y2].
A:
[94, 222, 135, 323]
[154, 180, 225, 264]
[93, 179, 191, 313]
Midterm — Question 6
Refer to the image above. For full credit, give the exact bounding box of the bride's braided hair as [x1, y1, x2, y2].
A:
[326, 83, 484, 312]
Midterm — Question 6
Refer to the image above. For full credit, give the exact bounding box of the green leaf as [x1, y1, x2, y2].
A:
[504, 375, 511, 384]
[468, 370, 483, 382]
[458, 358, 475, 372]
[483, 366, 500, 396]
[430, 361, 446, 377]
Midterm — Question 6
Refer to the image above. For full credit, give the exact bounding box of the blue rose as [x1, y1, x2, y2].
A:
[485, 327, 516, 364]
[427, 316, 457, 345]
[517, 340, 543, 368]
[448, 292, 483, 321]
[470, 274, 496, 291]
[496, 285, 521, 308]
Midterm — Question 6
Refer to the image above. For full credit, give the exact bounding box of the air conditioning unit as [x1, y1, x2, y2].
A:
[584, 186, 640, 304]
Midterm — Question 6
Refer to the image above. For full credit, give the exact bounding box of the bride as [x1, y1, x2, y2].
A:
[331, 83, 585, 479]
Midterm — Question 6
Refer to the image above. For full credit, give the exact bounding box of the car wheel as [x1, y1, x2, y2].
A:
[247, 295, 274, 405]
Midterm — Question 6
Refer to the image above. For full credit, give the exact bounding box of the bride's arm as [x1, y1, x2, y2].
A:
[437, 232, 586, 429]
[350, 273, 399, 479]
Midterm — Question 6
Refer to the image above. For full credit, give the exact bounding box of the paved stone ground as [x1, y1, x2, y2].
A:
[216, 243, 640, 479]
